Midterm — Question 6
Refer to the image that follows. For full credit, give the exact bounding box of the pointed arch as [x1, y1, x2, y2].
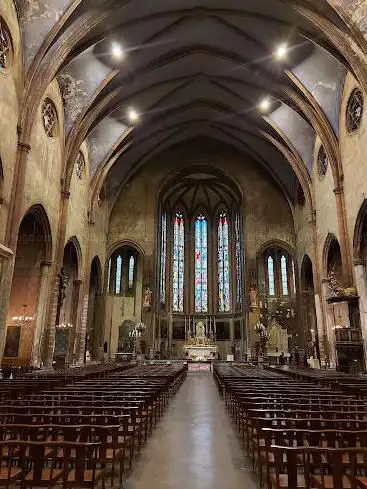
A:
[353, 199, 367, 262]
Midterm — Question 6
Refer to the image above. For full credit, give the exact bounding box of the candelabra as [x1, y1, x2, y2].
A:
[129, 321, 146, 359]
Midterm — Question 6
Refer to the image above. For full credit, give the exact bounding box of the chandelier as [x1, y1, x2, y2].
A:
[56, 311, 73, 330]
[56, 322, 73, 330]
[12, 304, 34, 326]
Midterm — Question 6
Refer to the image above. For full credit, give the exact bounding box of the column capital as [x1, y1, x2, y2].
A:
[40, 260, 52, 267]
[18, 142, 31, 153]
[354, 258, 365, 267]
[0, 244, 14, 260]
[333, 186, 344, 196]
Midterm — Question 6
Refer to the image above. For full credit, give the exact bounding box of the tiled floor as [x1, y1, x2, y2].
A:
[123, 373, 258, 489]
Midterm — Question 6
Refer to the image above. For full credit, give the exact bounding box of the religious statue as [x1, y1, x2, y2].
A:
[196, 320, 205, 338]
[249, 286, 258, 310]
[323, 268, 357, 299]
[324, 269, 344, 297]
[143, 285, 152, 310]
[58, 268, 68, 307]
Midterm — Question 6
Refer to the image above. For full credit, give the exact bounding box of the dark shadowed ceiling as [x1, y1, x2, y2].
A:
[16, 0, 353, 203]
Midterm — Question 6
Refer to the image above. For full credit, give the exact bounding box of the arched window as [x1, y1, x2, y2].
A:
[195, 214, 208, 313]
[235, 213, 243, 309]
[267, 256, 275, 296]
[292, 260, 296, 293]
[115, 255, 122, 294]
[160, 213, 167, 304]
[107, 258, 111, 293]
[173, 212, 185, 312]
[218, 212, 230, 312]
[128, 255, 135, 289]
[281, 255, 288, 295]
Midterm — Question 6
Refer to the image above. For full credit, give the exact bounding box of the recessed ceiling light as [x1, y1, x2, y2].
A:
[128, 108, 139, 123]
[275, 43, 288, 60]
[259, 97, 271, 113]
[112, 42, 124, 59]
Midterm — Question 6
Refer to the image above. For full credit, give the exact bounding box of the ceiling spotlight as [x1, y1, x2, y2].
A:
[275, 43, 288, 60]
[259, 97, 271, 113]
[128, 108, 139, 123]
[112, 42, 124, 59]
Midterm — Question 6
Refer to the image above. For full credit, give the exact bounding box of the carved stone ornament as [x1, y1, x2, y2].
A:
[323, 269, 358, 300]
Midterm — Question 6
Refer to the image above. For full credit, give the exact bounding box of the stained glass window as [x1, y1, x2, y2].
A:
[235, 213, 243, 309]
[195, 214, 208, 313]
[218, 212, 230, 312]
[160, 213, 167, 304]
[107, 258, 111, 293]
[115, 255, 122, 295]
[173, 212, 185, 312]
[42, 98, 58, 137]
[128, 255, 135, 289]
[0, 19, 12, 71]
[281, 255, 288, 295]
[268, 256, 275, 296]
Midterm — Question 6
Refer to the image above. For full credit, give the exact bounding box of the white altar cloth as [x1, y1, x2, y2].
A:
[184, 345, 218, 361]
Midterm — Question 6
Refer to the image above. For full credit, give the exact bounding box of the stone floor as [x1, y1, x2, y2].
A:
[123, 372, 258, 489]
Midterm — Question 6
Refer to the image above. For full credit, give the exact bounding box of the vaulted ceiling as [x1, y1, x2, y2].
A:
[15, 0, 367, 205]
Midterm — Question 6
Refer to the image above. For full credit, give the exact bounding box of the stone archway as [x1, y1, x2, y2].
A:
[5, 205, 52, 366]
[300, 255, 320, 362]
[353, 201, 367, 370]
[85, 256, 102, 361]
[54, 240, 80, 365]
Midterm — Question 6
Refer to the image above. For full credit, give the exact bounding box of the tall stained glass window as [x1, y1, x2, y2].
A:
[160, 213, 167, 304]
[218, 212, 230, 312]
[128, 255, 135, 289]
[115, 255, 122, 294]
[268, 256, 275, 296]
[281, 255, 289, 295]
[235, 213, 243, 309]
[107, 258, 111, 293]
[292, 260, 296, 293]
[173, 212, 185, 312]
[195, 214, 208, 312]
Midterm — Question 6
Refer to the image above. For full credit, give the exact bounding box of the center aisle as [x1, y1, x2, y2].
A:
[124, 372, 257, 489]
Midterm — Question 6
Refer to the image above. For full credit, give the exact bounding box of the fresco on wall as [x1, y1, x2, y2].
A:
[330, 0, 367, 34]
[15, 0, 69, 67]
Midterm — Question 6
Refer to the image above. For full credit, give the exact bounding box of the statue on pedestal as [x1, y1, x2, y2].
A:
[143, 285, 152, 310]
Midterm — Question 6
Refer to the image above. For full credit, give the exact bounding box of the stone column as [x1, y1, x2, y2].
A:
[0, 248, 15, 362]
[31, 261, 52, 365]
[314, 293, 325, 363]
[44, 274, 61, 367]
[69, 279, 82, 363]
[93, 292, 104, 360]
[77, 294, 89, 364]
[354, 261, 367, 368]
[334, 186, 353, 284]
[321, 281, 337, 368]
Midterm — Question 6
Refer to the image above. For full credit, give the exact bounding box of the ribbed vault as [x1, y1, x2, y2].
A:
[14, 0, 367, 208]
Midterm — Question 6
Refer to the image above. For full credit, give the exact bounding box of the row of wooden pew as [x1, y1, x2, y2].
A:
[0, 363, 187, 488]
[214, 363, 367, 489]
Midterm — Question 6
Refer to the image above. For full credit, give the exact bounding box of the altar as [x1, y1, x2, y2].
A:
[183, 320, 218, 361]
[184, 345, 218, 361]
